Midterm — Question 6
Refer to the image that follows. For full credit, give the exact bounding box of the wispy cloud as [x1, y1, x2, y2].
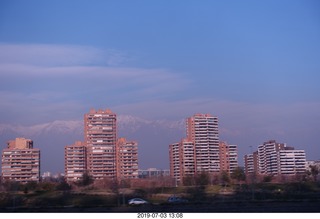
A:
[1, 43, 319, 160]
[0, 43, 128, 67]
[0, 43, 190, 124]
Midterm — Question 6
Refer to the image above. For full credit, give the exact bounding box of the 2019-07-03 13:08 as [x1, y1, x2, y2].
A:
[137, 213, 183, 218]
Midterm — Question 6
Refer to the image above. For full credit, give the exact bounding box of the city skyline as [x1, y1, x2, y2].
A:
[0, 1, 319, 173]
[0, 108, 312, 176]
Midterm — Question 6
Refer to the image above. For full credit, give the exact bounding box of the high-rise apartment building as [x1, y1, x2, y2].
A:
[278, 149, 306, 175]
[116, 138, 138, 180]
[244, 151, 259, 176]
[84, 109, 117, 180]
[1, 138, 40, 183]
[219, 141, 238, 174]
[169, 139, 195, 182]
[244, 140, 306, 177]
[65, 141, 87, 182]
[258, 140, 286, 175]
[65, 108, 139, 182]
[180, 139, 196, 178]
[169, 113, 220, 184]
[169, 142, 181, 182]
[186, 114, 220, 173]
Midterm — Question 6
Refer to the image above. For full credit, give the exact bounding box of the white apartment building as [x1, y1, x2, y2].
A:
[279, 149, 306, 175]
[169, 113, 221, 184]
[245, 140, 307, 177]
[186, 114, 220, 173]
[258, 140, 286, 175]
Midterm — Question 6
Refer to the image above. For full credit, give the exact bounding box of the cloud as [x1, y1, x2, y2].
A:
[0, 91, 85, 124]
[1, 42, 319, 162]
[0, 43, 128, 67]
[0, 43, 190, 124]
[0, 43, 187, 83]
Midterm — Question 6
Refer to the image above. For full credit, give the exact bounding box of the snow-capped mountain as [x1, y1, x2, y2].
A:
[0, 115, 185, 174]
[0, 120, 83, 136]
[0, 115, 185, 136]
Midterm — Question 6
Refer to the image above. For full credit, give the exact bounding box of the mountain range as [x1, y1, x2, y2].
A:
[0, 115, 185, 174]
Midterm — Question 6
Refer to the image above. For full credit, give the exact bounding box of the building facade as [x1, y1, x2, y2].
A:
[138, 168, 170, 178]
[116, 137, 139, 180]
[278, 149, 306, 175]
[186, 114, 220, 173]
[244, 140, 307, 177]
[219, 141, 238, 174]
[180, 139, 195, 178]
[84, 109, 117, 180]
[65, 141, 87, 182]
[258, 140, 286, 175]
[65, 108, 139, 182]
[169, 113, 221, 184]
[169, 139, 195, 183]
[1, 138, 40, 183]
[169, 142, 181, 182]
[244, 151, 259, 176]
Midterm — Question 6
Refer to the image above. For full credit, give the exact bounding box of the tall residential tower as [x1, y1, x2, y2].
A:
[65, 108, 139, 182]
[84, 109, 117, 180]
[186, 114, 220, 173]
[116, 137, 139, 180]
[170, 113, 221, 184]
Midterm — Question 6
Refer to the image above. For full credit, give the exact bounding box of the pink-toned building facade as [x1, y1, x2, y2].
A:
[84, 109, 118, 180]
[116, 137, 138, 180]
[65, 141, 87, 182]
[65, 109, 139, 182]
[169, 139, 195, 183]
[169, 142, 181, 182]
[219, 141, 238, 174]
[186, 114, 220, 173]
[1, 138, 40, 183]
[170, 113, 220, 183]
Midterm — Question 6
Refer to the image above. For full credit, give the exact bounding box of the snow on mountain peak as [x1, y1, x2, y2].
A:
[0, 115, 185, 137]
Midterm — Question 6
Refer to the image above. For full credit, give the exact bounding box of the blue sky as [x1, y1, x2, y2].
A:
[1, 0, 320, 167]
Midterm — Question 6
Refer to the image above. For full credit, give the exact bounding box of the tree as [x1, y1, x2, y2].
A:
[2, 180, 22, 192]
[230, 167, 246, 184]
[183, 175, 195, 186]
[309, 165, 319, 182]
[220, 171, 230, 186]
[77, 171, 93, 187]
[56, 179, 72, 191]
[23, 181, 38, 194]
[195, 171, 209, 186]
